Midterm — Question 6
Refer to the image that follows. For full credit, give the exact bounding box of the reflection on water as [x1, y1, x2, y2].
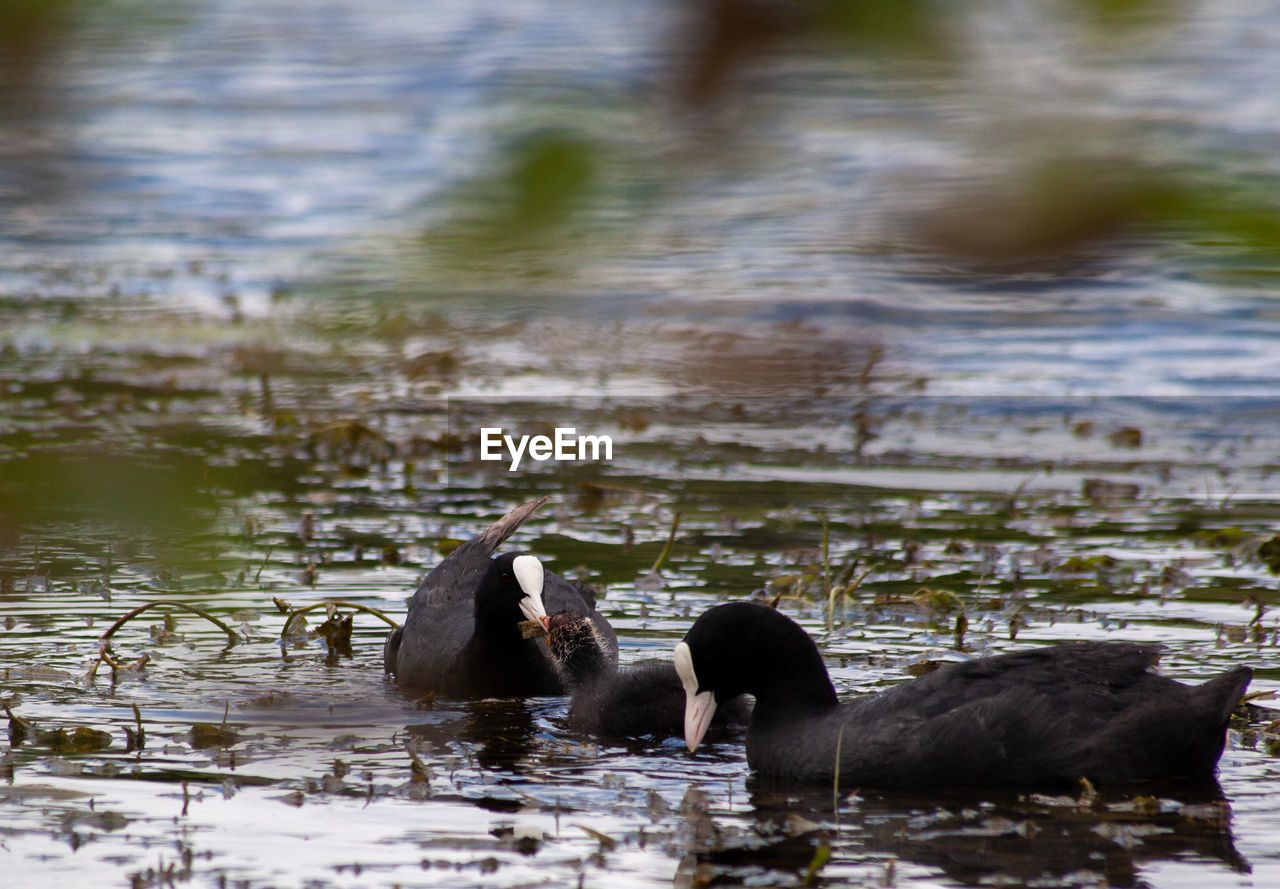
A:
[406, 699, 541, 775]
[737, 782, 1250, 888]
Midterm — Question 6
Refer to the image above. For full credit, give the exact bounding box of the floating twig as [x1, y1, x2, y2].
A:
[86, 642, 119, 683]
[649, 510, 682, 574]
[125, 703, 146, 753]
[254, 547, 274, 585]
[1008, 471, 1040, 516]
[4, 704, 32, 746]
[828, 561, 877, 627]
[407, 744, 431, 783]
[279, 600, 400, 642]
[88, 601, 239, 681]
[99, 600, 240, 647]
[803, 840, 832, 886]
[821, 515, 831, 628]
[574, 823, 618, 852]
[832, 721, 846, 813]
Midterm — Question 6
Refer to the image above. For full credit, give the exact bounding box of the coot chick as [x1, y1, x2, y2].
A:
[383, 498, 618, 697]
[546, 611, 751, 739]
[545, 610, 616, 687]
[675, 602, 1251, 789]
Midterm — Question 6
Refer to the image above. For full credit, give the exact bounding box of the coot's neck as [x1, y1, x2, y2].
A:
[473, 595, 523, 642]
[460, 608, 558, 696]
[741, 620, 838, 718]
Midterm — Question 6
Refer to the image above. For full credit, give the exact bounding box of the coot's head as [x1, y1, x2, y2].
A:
[476, 552, 549, 628]
[675, 601, 831, 752]
[545, 610, 612, 687]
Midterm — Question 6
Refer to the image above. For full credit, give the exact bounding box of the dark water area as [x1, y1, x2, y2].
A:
[3, 1, 1280, 887]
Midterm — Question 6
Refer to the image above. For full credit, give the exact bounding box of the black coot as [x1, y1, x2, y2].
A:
[675, 602, 1251, 789]
[546, 611, 750, 738]
[383, 497, 618, 697]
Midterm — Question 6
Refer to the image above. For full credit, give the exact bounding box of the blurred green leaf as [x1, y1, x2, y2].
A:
[422, 130, 603, 275]
[915, 157, 1143, 262]
[917, 156, 1280, 267]
[0, 0, 81, 59]
[508, 133, 598, 229]
[1136, 181, 1280, 253]
[815, 0, 954, 58]
[1067, 0, 1183, 31]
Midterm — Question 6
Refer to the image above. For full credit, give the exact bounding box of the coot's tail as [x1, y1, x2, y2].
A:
[1198, 665, 1252, 724]
[476, 495, 550, 553]
[383, 626, 403, 676]
[1081, 664, 1251, 786]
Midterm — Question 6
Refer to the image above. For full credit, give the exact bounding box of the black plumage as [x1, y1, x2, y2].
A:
[383, 497, 617, 698]
[677, 602, 1250, 789]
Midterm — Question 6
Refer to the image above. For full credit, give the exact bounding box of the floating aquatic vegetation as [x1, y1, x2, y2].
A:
[189, 722, 240, 750]
[275, 598, 399, 654]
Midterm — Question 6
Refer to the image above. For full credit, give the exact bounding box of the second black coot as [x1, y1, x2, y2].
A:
[383, 497, 618, 698]
[676, 601, 1251, 789]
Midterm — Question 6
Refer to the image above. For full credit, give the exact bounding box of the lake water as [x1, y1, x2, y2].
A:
[3, 1, 1280, 887]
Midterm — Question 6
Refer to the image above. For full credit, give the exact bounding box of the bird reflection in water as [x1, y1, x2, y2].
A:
[675, 778, 1248, 888]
